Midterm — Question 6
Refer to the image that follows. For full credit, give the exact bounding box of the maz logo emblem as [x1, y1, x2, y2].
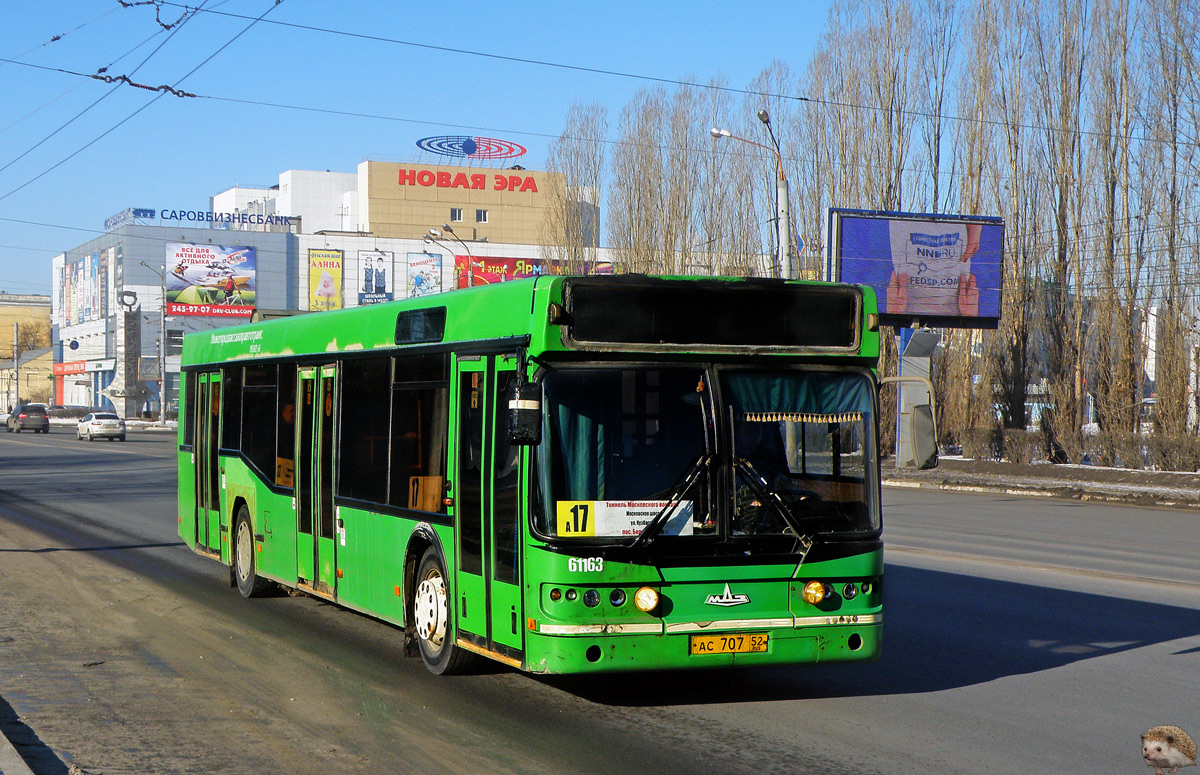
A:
[705, 583, 750, 607]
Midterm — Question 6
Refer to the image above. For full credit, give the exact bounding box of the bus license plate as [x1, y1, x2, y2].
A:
[689, 632, 769, 655]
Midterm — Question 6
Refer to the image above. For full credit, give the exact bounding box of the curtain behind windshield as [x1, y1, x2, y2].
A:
[722, 371, 870, 417]
[536, 368, 709, 536]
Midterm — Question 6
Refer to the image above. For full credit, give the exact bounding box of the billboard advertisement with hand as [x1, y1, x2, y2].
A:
[830, 209, 1004, 329]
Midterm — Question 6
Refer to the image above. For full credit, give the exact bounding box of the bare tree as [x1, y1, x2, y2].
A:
[917, 0, 960, 214]
[1089, 0, 1149, 463]
[1031, 0, 1091, 461]
[1145, 0, 1198, 451]
[541, 102, 608, 274]
[608, 89, 668, 273]
[16, 321, 50, 354]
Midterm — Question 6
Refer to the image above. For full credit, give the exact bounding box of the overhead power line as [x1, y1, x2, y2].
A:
[0, 0, 285, 205]
[149, 1, 1197, 149]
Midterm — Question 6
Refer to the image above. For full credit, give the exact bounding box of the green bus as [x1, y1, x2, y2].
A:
[178, 274, 934, 674]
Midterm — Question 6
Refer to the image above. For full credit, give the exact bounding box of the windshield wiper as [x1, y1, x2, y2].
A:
[629, 453, 712, 549]
[733, 457, 813, 546]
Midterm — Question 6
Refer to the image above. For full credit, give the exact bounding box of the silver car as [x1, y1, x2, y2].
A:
[77, 412, 127, 441]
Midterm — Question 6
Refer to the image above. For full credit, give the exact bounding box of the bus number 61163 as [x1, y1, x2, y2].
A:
[568, 557, 604, 573]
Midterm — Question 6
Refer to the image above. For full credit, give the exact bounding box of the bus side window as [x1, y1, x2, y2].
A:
[240, 365, 278, 482]
[182, 371, 197, 447]
[391, 353, 449, 512]
[221, 366, 243, 451]
[337, 357, 391, 504]
[277, 366, 297, 487]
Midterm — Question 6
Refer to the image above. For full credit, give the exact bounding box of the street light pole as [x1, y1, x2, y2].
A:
[756, 110, 792, 280]
[430, 226, 475, 287]
[423, 233, 460, 287]
[138, 261, 169, 426]
[711, 123, 791, 280]
[440, 224, 477, 288]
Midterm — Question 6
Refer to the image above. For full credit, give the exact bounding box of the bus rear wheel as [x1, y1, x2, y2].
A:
[413, 547, 475, 675]
[234, 507, 270, 598]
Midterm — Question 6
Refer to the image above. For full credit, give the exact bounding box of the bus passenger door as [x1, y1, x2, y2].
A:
[296, 365, 339, 596]
[452, 355, 524, 661]
[193, 371, 222, 555]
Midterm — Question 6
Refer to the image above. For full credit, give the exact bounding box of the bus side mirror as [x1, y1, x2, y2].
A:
[879, 375, 939, 470]
[911, 404, 938, 470]
[508, 378, 542, 446]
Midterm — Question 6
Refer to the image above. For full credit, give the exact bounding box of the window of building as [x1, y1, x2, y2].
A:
[166, 329, 184, 356]
[450, 208, 463, 222]
[476, 209, 488, 224]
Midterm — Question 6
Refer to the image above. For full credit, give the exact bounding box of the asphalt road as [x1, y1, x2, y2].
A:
[0, 430, 1197, 774]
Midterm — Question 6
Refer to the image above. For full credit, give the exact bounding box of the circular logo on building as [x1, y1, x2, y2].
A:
[416, 136, 527, 160]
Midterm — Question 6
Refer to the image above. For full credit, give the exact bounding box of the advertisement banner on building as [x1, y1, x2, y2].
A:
[105, 246, 118, 318]
[98, 249, 109, 319]
[829, 209, 1004, 329]
[309, 248, 344, 311]
[453, 255, 553, 289]
[164, 242, 256, 317]
[60, 263, 71, 327]
[357, 249, 393, 305]
[406, 252, 442, 298]
[88, 253, 99, 321]
[68, 260, 78, 326]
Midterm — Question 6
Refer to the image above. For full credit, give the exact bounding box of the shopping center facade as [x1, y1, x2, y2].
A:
[52, 158, 601, 417]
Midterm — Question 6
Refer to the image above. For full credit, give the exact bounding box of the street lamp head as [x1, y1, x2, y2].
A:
[422, 235, 434, 245]
[757, 109, 771, 126]
[427, 227, 442, 238]
[710, 127, 732, 139]
[441, 223, 456, 234]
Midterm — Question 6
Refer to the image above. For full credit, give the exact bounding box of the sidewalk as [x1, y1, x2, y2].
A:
[0, 721, 35, 775]
[885, 455, 1200, 509]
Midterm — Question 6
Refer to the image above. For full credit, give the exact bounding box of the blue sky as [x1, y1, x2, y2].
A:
[0, 0, 831, 295]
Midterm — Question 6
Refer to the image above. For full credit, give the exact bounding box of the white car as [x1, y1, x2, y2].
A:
[77, 412, 127, 441]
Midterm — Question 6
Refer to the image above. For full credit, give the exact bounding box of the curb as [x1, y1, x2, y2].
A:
[883, 478, 1200, 511]
[0, 723, 36, 775]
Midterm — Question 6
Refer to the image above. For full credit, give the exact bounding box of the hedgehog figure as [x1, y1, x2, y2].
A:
[1142, 726, 1197, 774]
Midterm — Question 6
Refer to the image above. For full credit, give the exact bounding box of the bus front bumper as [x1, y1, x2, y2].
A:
[522, 620, 881, 674]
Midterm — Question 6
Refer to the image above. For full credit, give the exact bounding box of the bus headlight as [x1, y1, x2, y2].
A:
[802, 581, 830, 605]
[634, 586, 659, 613]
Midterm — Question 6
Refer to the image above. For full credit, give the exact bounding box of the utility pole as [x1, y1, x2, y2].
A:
[12, 322, 18, 408]
[139, 261, 170, 425]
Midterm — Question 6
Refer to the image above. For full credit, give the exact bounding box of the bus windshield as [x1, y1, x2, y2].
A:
[723, 369, 877, 536]
[535, 365, 878, 542]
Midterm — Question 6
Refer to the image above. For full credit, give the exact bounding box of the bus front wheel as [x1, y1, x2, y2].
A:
[234, 507, 270, 599]
[413, 547, 475, 675]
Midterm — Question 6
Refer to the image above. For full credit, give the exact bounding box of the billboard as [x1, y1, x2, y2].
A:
[165, 242, 256, 317]
[309, 248, 344, 311]
[454, 255, 553, 289]
[406, 252, 442, 297]
[829, 209, 1004, 328]
[358, 249, 394, 305]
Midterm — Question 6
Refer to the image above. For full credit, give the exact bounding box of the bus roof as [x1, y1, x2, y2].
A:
[181, 275, 879, 368]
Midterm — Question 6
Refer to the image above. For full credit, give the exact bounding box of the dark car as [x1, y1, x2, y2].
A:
[7, 404, 50, 433]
